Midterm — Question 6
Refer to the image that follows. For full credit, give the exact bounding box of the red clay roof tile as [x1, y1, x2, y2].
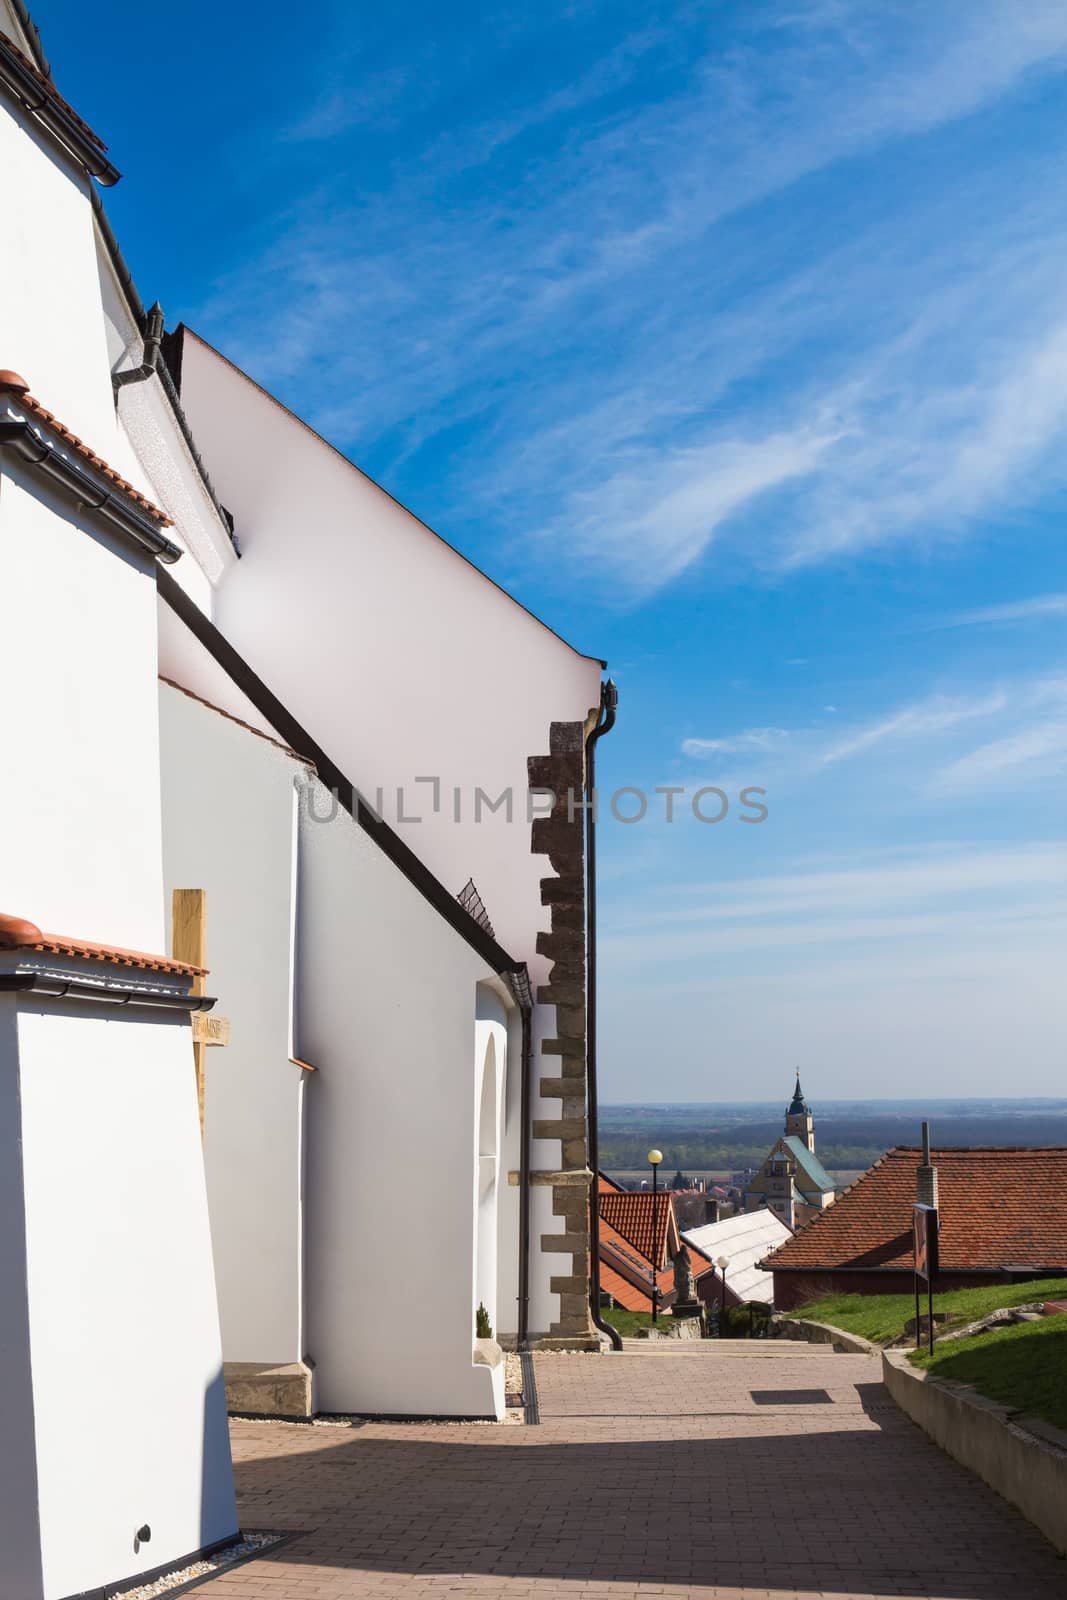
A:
[0, 912, 204, 977]
[598, 1189, 678, 1268]
[0, 30, 109, 150]
[763, 1146, 1067, 1273]
[0, 373, 173, 527]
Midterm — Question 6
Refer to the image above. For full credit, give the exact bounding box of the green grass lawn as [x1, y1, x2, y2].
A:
[602, 1308, 662, 1337]
[911, 1318, 1067, 1432]
[787, 1278, 1067, 1346]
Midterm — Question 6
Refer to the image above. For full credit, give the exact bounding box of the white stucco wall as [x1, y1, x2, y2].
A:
[169, 332, 606, 1340]
[0, 471, 167, 950]
[0, 1001, 44, 1600]
[298, 776, 507, 1418]
[14, 995, 236, 1600]
[0, 96, 116, 447]
[0, 36, 239, 1595]
[172, 330, 603, 979]
[160, 668, 511, 1415]
[159, 680, 307, 1365]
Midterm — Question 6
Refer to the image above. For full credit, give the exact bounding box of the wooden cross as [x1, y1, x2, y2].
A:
[171, 889, 230, 1140]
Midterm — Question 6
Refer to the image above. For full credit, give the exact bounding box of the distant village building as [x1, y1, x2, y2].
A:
[684, 1209, 795, 1308]
[743, 1074, 836, 1228]
[596, 1175, 718, 1314]
[761, 1146, 1067, 1310]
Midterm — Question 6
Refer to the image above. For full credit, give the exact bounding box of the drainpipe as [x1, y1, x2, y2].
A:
[586, 679, 623, 1351]
[113, 302, 165, 390]
[518, 998, 534, 1350]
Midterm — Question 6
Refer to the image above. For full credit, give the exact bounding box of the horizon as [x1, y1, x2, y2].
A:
[602, 1096, 1067, 1109]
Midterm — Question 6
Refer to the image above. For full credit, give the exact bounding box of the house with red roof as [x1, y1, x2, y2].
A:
[761, 1146, 1067, 1310]
[597, 1176, 719, 1315]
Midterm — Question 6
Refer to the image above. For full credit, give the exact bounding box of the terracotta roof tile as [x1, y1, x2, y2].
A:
[0, 30, 108, 150]
[0, 372, 172, 526]
[763, 1146, 1067, 1274]
[0, 913, 204, 977]
[599, 1213, 716, 1312]
[598, 1189, 678, 1268]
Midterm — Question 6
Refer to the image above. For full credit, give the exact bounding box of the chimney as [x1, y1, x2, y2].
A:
[916, 1121, 939, 1209]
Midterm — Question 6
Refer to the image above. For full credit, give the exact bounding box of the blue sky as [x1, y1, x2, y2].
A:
[46, 0, 1067, 1099]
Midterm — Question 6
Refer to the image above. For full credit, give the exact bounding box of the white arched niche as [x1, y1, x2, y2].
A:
[474, 988, 508, 1344]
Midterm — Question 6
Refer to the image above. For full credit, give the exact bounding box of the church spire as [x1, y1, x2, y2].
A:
[787, 1070, 808, 1117]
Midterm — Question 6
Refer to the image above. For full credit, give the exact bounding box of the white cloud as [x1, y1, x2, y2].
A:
[819, 691, 1010, 766]
[195, 1, 1067, 599]
[934, 719, 1067, 790]
[937, 593, 1067, 628]
[682, 727, 792, 758]
[566, 428, 837, 586]
[601, 839, 1067, 968]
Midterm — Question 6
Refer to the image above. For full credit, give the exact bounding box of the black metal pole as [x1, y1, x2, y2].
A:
[651, 1161, 659, 1324]
[585, 682, 622, 1352]
[927, 1274, 935, 1357]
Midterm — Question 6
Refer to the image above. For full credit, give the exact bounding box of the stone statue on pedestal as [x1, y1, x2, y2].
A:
[671, 1245, 702, 1317]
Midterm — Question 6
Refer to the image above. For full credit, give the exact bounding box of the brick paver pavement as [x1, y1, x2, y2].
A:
[206, 1341, 1066, 1598]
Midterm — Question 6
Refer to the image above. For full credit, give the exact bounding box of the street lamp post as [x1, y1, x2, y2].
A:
[648, 1148, 663, 1324]
[716, 1254, 730, 1336]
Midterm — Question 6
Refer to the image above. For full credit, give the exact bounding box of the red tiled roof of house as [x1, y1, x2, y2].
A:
[0, 29, 108, 150]
[598, 1189, 679, 1268]
[0, 913, 205, 977]
[763, 1147, 1067, 1274]
[600, 1213, 717, 1312]
[0, 372, 172, 526]
[600, 1217, 675, 1308]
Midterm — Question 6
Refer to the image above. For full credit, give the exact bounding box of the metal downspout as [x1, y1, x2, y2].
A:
[517, 999, 533, 1350]
[113, 302, 165, 390]
[586, 679, 622, 1351]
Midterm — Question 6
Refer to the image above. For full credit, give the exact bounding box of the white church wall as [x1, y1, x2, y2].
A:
[169, 330, 604, 1341]
[16, 997, 236, 1600]
[159, 680, 307, 1366]
[0, 99, 117, 448]
[0, 1001, 45, 1600]
[172, 330, 603, 980]
[0, 471, 166, 951]
[297, 777, 507, 1419]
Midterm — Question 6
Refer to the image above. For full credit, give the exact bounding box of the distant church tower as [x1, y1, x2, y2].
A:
[785, 1071, 816, 1154]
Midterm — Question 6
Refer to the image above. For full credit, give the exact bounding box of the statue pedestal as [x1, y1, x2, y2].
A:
[671, 1300, 703, 1320]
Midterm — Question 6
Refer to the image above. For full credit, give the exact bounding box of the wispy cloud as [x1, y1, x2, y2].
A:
[602, 840, 1067, 965]
[194, 0, 1067, 598]
[935, 592, 1067, 628]
[675, 672, 1067, 798]
[934, 717, 1067, 790]
[819, 692, 1009, 766]
[682, 727, 791, 758]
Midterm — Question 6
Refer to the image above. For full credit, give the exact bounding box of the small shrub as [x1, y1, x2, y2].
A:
[475, 1302, 493, 1340]
[718, 1301, 772, 1338]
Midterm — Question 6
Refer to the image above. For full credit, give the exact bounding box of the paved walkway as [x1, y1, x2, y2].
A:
[209, 1342, 1066, 1598]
